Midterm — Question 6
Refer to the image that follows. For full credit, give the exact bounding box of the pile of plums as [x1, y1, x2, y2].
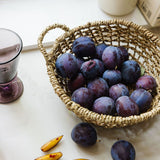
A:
[55, 36, 157, 117]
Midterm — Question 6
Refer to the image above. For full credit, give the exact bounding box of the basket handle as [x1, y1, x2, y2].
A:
[37, 24, 70, 62]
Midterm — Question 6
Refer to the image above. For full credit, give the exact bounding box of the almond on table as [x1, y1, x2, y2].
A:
[41, 135, 63, 152]
[35, 152, 62, 160]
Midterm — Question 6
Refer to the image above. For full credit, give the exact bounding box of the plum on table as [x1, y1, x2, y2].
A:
[71, 122, 97, 147]
[111, 140, 136, 160]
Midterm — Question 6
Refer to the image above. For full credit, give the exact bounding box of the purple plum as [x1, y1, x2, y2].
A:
[109, 83, 129, 101]
[72, 36, 96, 58]
[71, 87, 94, 109]
[87, 78, 109, 99]
[116, 96, 139, 117]
[92, 97, 115, 115]
[55, 53, 78, 78]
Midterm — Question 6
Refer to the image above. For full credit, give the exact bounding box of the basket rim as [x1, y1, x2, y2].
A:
[50, 19, 160, 59]
[39, 19, 160, 128]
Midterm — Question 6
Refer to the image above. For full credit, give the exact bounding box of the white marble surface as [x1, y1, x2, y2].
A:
[0, 49, 159, 160]
[0, 0, 148, 49]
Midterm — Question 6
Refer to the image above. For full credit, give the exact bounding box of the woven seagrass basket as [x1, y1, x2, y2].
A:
[38, 19, 160, 128]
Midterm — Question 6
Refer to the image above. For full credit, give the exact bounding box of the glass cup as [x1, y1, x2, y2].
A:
[0, 28, 23, 103]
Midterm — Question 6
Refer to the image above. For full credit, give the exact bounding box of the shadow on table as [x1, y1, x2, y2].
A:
[96, 115, 159, 141]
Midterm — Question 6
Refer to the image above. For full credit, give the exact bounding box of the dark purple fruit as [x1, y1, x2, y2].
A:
[116, 96, 139, 117]
[116, 46, 129, 69]
[71, 87, 94, 109]
[103, 70, 122, 86]
[136, 75, 157, 92]
[121, 60, 141, 84]
[102, 46, 125, 69]
[93, 59, 105, 76]
[76, 58, 85, 71]
[55, 53, 78, 78]
[72, 36, 96, 58]
[111, 140, 136, 160]
[87, 78, 109, 99]
[109, 83, 129, 101]
[102, 46, 118, 69]
[80, 60, 99, 79]
[118, 46, 129, 62]
[92, 97, 115, 115]
[130, 89, 152, 113]
[71, 122, 97, 147]
[95, 43, 108, 59]
[67, 73, 85, 92]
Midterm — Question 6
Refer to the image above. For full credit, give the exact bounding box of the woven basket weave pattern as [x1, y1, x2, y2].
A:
[38, 20, 160, 128]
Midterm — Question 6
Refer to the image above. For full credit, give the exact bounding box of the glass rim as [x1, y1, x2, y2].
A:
[0, 28, 23, 65]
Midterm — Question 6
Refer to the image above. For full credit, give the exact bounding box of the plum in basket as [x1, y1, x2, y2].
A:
[121, 60, 141, 84]
[55, 53, 78, 78]
[109, 83, 129, 101]
[71, 87, 94, 109]
[87, 77, 109, 99]
[130, 88, 152, 113]
[72, 36, 96, 58]
[80, 59, 99, 79]
[95, 43, 108, 59]
[103, 70, 122, 87]
[136, 75, 157, 92]
[67, 73, 86, 92]
[92, 96, 115, 115]
[116, 96, 139, 117]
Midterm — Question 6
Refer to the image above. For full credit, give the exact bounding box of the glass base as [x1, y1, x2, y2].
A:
[0, 76, 23, 103]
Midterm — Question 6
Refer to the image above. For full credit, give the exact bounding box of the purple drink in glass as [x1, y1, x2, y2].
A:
[0, 28, 23, 103]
